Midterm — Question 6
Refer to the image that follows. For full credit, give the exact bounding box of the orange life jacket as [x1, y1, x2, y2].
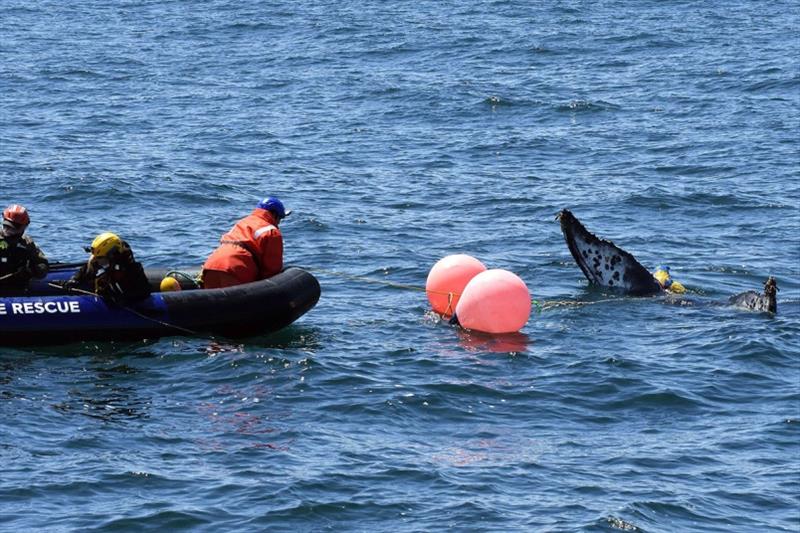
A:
[202, 209, 283, 284]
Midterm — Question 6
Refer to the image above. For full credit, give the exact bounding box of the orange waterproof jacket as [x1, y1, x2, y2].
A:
[203, 209, 283, 283]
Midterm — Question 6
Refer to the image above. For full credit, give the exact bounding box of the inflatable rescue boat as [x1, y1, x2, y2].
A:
[1, 264, 320, 346]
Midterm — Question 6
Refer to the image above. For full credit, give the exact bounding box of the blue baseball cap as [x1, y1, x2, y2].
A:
[257, 197, 292, 219]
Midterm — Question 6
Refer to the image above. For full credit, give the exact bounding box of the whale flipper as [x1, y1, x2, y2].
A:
[557, 209, 662, 296]
[728, 277, 778, 314]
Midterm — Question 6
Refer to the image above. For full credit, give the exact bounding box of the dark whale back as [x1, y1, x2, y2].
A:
[558, 209, 662, 296]
[728, 277, 778, 314]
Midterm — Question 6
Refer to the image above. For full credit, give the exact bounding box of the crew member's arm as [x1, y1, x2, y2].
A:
[65, 262, 91, 289]
[27, 240, 49, 279]
[113, 253, 152, 303]
[123, 260, 153, 302]
[256, 228, 283, 278]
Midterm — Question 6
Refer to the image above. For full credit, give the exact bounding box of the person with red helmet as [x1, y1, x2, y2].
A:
[0, 204, 49, 292]
[201, 197, 290, 289]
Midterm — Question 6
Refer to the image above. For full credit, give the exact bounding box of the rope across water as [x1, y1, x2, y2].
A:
[305, 267, 618, 312]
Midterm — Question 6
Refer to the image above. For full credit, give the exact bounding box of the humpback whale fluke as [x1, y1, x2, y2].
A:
[728, 276, 778, 314]
[557, 209, 662, 296]
[557, 209, 779, 313]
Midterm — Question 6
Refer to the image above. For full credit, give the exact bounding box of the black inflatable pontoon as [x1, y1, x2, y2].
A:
[0, 265, 320, 346]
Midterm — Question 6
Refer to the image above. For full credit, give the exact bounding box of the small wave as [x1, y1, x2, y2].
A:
[422, 381, 510, 399]
[483, 95, 514, 107]
[555, 99, 621, 113]
[603, 515, 643, 531]
[42, 67, 105, 80]
[0, 6, 42, 15]
[97, 510, 213, 530]
[623, 188, 790, 210]
[224, 21, 279, 31]
[629, 500, 717, 527]
[599, 31, 658, 44]
[653, 164, 738, 177]
[607, 390, 703, 411]
[596, 60, 634, 68]
[745, 75, 799, 93]
[530, 45, 556, 54]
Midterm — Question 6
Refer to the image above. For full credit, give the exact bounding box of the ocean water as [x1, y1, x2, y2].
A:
[1, 1, 799, 531]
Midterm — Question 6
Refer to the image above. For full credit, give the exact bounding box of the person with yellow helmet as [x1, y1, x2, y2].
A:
[652, 265, 686, 294]
[65, 232, 151, 305]
[0, 204, 49, 293]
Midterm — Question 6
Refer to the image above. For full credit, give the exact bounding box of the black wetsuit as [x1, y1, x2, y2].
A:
[69, 242, 151, 305]
[0, 234, 49, 293]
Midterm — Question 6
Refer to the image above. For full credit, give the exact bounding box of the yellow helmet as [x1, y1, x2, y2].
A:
[91, 232, 123, 258]
[653, 269, 671, 287]
[653, 265, 686, 294]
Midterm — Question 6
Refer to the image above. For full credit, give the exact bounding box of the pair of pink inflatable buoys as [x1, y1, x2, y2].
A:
[425, 254, 531, 334]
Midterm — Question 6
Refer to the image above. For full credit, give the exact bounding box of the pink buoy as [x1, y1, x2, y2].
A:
[454, 269, 531, 334]
[426, 254, 487, 317]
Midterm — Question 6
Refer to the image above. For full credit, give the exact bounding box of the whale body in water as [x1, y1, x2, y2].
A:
[728, 277, 778, 314]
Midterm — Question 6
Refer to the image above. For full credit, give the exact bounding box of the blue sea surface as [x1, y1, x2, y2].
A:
[1, 1, 799, 531]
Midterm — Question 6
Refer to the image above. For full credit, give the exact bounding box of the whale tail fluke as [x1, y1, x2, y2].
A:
[729, 276, 778, 314]
[557, 209, 662, 296]
[557, 209, 779, 312]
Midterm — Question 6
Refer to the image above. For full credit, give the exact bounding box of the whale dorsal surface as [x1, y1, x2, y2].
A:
[558, 209, 662, 296]
[728, 276, 778, 314]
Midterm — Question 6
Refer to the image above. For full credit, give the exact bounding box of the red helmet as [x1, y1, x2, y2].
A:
[3, 204, 30, 227]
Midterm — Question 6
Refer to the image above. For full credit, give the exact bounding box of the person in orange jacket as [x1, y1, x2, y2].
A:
[201, 197, 291, 289]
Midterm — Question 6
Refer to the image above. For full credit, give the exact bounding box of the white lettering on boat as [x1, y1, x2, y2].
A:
[4, 300, 81, 315]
